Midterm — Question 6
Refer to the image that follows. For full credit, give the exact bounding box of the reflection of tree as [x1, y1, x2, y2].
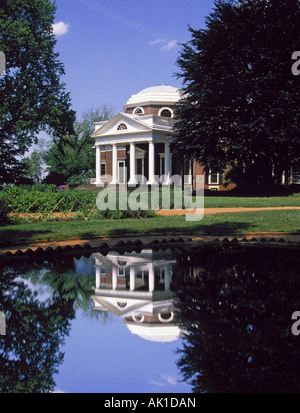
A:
[3, 255, 107, 320]
[173, 245, 300, 393]
[0, 270, 75, 393]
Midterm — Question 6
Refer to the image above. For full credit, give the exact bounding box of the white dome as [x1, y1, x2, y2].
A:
[125, 322, 182, 343]
[124, 85, 182, 111]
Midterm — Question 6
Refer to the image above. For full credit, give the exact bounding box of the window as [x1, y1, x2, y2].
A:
[291, 167, 300, 184]
[133, 107, 144, 116]
[159, 107, 173, 118]
[117, 123, 127, 130]
[101, 162, 106, 176]
[208, 169, 220, 185]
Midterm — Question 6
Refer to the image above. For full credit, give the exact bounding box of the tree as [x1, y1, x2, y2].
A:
[173, 244, 300, 393]
[173, 0, 300, 190]
[0, 0, 75, 184]
[44, 105, 114, 185]
[22, 147, 47, 184]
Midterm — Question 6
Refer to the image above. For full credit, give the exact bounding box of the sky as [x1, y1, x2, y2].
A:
[51, 0, 216, 119]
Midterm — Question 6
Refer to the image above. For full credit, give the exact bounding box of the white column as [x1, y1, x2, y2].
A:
[95, 145, 103, 185]
[111, 144, 118, 184]
[163, 142, 171, 185]
[130, 266, 136, 291]
[112, 267, 117, 290]
[95, 265, 101, 289]
[148, 265, 155, 292]
[188, 159, 192, 185]
[147, 141, 156, 185]
[128, 142, 137, 186]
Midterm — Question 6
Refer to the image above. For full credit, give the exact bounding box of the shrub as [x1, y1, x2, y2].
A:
[0, 199, 10, 225]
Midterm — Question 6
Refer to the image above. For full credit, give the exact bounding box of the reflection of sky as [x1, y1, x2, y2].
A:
[53, 309, 191, 394]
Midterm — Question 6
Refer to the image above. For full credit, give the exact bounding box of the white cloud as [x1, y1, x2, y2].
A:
[161, 374, 177, 386]
[52, 21, 70, 37]
[149, 38, 167, 45]
[161, 39, 178, 52]
[149, 374, 177, 387]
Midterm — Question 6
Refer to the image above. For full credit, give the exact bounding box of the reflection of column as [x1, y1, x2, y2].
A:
[96, 265, 101, 289]
[95, 145, 103, 185]
[147, 141, 156, 185]
[163, 142, 171, 185]
[130, 267, 136, 291]
[149, 266, 155, 292]
[111, 144, 118, 184]
[164, 265, 171, 291]
[128, 142, 137, 186]
[112, 267, 117, 290]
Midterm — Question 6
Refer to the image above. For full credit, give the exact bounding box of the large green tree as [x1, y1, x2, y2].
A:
[0, 0, 75, 184]
[44, 105, 113, 185]
[173, 0, 300, 190]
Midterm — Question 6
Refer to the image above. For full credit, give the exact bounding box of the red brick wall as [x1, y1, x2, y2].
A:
[194, 162, 236, 191]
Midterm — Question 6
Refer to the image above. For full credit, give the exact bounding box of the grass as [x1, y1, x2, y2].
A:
[204, 195, 300, 208]
[0, 209, 299, 247]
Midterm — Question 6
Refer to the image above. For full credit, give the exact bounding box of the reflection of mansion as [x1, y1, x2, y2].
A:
[91, 249, 183, 343]
[91, 84, 300, 190]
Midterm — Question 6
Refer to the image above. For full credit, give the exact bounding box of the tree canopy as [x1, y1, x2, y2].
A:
[44, 105, 114, 185]
[173, 0, 300, 189]
[0, 0, 75, 184]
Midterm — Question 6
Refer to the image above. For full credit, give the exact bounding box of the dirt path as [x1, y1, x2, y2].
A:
[156, 206, 300, 216]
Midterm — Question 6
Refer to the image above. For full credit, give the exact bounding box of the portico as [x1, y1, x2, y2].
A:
[91, 85, 195, 187]
[94, 138, 172, 186]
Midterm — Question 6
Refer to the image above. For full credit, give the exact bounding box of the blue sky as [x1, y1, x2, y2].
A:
[52, 0, 216, 118]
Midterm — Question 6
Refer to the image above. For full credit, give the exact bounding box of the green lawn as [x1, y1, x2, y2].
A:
[204, 195, 300, 208]
[0, 209, 299, 247]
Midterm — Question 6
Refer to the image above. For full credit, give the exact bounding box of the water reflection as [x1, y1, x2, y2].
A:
[1, 243, 300, 393]
[92, 249, 183, 343]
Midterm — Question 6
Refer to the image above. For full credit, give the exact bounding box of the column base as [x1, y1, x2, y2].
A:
[128, 179, 138, 187]
[95, 181, 104, 187]
[147, 179, 158, 186]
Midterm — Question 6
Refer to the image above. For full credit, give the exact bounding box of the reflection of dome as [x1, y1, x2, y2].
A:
[123, 85, 182, 111]
[125, 322, 182, 343]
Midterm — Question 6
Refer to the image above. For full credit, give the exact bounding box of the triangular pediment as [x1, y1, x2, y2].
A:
[91, 112, 152, 138]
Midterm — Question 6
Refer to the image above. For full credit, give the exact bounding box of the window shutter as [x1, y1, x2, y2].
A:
[219, 172, 223, 185]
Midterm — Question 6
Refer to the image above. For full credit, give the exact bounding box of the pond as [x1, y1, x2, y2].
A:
[1, 242, 300, 393]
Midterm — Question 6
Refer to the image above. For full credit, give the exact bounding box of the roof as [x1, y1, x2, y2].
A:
[123, 84, 182, 111]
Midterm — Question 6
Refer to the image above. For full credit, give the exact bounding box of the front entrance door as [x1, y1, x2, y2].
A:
[135, 158, 145, 183]
[118, 161, 125, 184]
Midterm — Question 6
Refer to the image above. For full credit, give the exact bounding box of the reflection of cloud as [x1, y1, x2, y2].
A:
[161, 374, 177, 386]
[149, 374, 177, 387]
[53, 388, 66, 393]
[52, 21, 70, 36]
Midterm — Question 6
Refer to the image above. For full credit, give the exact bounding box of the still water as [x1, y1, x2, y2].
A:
[1, 242, 300, 393]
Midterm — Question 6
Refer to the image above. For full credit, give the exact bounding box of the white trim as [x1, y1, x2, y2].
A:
[158, 107, 173, 118]
[208, 169, 220, 185]
[133, 106, 145, 115]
